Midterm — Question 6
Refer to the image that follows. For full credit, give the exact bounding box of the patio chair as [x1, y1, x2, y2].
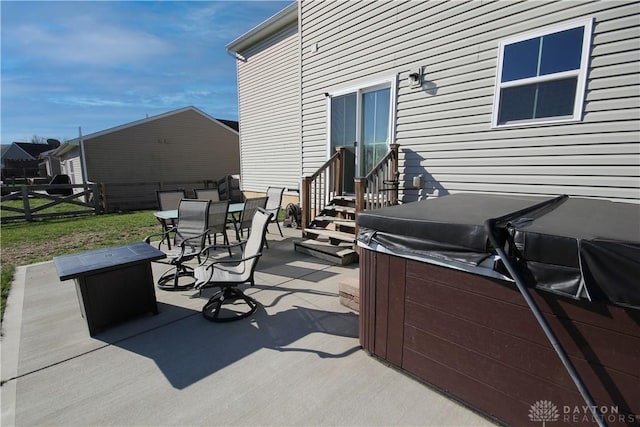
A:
[235, 196, 268, 240]
[265, 187, 285, 237]
[194, 208, 273, 322]
[156, 189, 187, 249]
[145, 199, 210, 291]
[194, 188, 220, 202]
[206, 200, 233, 256]
[217, 175, 244, 203]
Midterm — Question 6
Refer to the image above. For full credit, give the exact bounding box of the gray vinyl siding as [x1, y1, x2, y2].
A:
[236, 23, 301, 194]
[300, 0, 640, 203]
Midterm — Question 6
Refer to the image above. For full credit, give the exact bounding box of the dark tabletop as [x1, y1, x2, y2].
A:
[54, 242, 166, 281]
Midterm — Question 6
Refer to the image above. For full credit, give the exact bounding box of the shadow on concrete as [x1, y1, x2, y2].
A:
[258, 262, 341, 283]
[99, 291, 359, 389]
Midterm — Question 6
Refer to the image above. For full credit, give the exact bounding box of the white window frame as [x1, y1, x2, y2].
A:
[491, 18, 593, 128]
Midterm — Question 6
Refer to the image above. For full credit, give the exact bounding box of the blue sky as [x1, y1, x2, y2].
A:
[1, 0, 292, 144]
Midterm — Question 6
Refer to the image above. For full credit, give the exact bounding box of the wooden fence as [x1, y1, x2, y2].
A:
[1, 178, 231, 220]
[1, 183, 101, 222]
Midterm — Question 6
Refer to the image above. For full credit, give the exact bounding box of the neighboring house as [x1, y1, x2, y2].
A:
[1, 143, 34, 179]
[53, 106, 240, 211]
[1, 140, 61, 179]
[227, 1, 639, 204]
[39, 149, 62, 178]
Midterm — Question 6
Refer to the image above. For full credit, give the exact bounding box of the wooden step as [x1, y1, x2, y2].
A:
[313, 216, 356, 228]
[334, 195, 356, 202]
[323, 205, 356, 215]
[332, 195, 356, 207]
[303, 228, 355, 244]
[294, 239, 358, 266]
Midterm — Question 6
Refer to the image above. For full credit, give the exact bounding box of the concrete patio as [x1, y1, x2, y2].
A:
[1, 226, 496, 426]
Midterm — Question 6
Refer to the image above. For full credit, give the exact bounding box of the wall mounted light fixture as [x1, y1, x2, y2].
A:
[409, 68, 423, 88]
[412, 174, 423, 189]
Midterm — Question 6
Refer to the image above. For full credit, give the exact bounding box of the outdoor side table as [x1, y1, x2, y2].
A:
[54, 242, 166, 336]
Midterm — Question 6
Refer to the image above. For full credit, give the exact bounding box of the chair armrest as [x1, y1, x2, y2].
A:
[173, 230, 210, 261]
[144, 226, 177, 246]
[198, 240, 247, 263]
[208, 252, 261, 266]
[178, 230, 209, 246]
[194, 252, 263, 290]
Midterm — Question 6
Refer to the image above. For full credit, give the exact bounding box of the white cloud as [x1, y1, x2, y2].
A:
[13, 22, 172, 68]
[48, 96, 129, 108]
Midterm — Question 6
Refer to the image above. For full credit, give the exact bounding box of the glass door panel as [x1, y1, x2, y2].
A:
[330, 93, 357, 194]
[360, 88, 390, 175]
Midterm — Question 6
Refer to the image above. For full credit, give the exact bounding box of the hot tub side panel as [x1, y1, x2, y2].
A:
[359, 248, 640, 427]
[359, 248, 406, 367]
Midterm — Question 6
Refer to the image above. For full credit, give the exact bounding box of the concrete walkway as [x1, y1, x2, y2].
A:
[1, 227, 496, 426]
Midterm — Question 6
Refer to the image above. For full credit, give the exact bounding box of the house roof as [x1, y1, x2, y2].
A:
[217, 119, 239, 132]
[15, 142, 58, 158]
[53, 106, 238, 157]
[2, 143, 32, 161]
[1, 142, 57, 163]
[226, 2, 297, 55]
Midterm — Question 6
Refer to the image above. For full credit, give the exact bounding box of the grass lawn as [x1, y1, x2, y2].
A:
[1, 211, 159, 321]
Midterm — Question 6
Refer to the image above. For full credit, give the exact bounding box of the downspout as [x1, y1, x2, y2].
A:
[78, 126, 88, 185]
[484, 194, 605, 427]
[226, 48, 244, 195]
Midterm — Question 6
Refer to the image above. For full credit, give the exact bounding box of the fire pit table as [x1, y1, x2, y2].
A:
[54, 242, 166, 336]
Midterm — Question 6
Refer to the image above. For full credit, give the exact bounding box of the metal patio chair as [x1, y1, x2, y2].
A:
[206, 200, 233, 256]
[265, 187, 285, 237]
[145, 199, 210, 291]
[194, 208, 273, 322]
[194, 188, 220, 202]
[155, 189, 187, 249]
[235, 196, 268, 240]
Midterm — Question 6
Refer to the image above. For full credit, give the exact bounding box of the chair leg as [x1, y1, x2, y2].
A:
[275, 219, 283, 237]
[157, 264, 196, 291]
[202, 287, 257, 322]
[222, 230, 232, 257]
[160, 220, 172, 250]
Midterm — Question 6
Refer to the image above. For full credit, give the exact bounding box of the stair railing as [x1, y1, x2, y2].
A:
[355, 143, 400, 215]
[301, 147, 344, 228]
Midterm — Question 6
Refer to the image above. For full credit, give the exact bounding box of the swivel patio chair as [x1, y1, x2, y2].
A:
[194, 208, 273, 322]
[265, 187, 285, 237]
[145, 199, 210, 291]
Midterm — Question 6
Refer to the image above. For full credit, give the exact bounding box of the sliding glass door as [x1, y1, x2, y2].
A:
[329, 80, 394, 194]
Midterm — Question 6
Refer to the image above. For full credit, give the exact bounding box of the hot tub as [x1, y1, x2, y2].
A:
[357, 193, 639, 426]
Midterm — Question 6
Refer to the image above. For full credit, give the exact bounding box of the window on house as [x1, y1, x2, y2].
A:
[492, 19, 593, 127]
